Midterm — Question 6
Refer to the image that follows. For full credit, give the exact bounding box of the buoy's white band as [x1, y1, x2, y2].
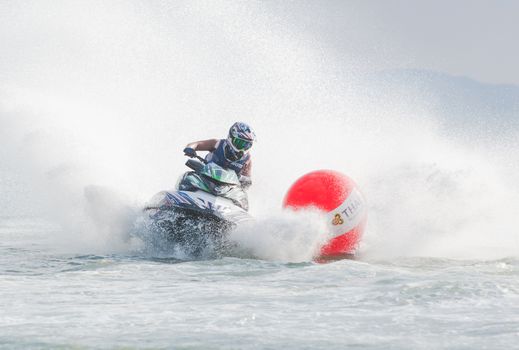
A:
[327, 188, 366, 238]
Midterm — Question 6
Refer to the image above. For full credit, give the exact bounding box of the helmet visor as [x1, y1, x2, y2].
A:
[231, 136, 253, 151]
[224, 142, 243, 161]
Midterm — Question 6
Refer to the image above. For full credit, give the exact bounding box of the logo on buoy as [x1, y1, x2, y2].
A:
[332, 213, 344, 226]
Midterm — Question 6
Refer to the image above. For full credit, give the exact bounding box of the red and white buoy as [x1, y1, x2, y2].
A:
[282, 170, 367, 260]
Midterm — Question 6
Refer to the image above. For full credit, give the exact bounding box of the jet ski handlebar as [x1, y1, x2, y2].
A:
[183, 147, 207, 172]
[185, 158, 205, 172]
[183, 147, 207, 164]
[194, 155, 207, 164]
[184, 147, 206, 161]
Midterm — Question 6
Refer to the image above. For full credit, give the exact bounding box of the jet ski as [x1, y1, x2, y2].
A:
[143, 154, 252, 256]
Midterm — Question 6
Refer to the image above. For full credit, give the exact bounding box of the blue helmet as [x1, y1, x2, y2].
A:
[223, 122, 256, 162]
[227, 122, 256, 152]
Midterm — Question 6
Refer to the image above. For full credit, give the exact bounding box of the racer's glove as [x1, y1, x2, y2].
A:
[183, 147, 197, 158]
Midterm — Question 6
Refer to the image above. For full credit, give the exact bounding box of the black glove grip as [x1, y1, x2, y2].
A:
[183, 147, 197, 158]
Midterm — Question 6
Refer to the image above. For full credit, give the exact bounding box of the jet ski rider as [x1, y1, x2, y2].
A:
[183, 122, 256, 189]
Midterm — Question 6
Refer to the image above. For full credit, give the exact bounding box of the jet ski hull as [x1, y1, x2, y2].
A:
[143, 190, 251, 256]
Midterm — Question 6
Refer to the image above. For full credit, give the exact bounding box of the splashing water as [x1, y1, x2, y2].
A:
[2, 3, 519, 349]
[1, 1, 518, 261]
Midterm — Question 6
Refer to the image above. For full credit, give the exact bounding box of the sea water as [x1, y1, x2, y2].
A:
[1, 218, 518, 349]
[1, 1, 519, 348]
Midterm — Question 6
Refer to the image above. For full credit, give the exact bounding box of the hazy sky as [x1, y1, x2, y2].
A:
[271, 0, 518, 85]
[1, 0, 517, 86]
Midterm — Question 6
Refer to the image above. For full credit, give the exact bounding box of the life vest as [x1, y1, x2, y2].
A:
[205, 139, 250, 175]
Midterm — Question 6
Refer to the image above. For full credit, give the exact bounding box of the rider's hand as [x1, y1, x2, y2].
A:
[183, 147, 197, 158]
[239, 175, 252, 189]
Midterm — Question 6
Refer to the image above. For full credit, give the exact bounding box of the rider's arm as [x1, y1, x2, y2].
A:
[240, 158, 252, 188]
[241, 158, 252, 177]
[185, 139, 219, 152]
